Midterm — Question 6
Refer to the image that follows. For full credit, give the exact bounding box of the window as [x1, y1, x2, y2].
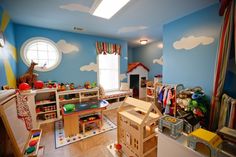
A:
[21, 37, 61, 72]
[98, 54, 119, 91]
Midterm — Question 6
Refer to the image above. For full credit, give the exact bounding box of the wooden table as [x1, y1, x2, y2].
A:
[61, 100, 109, 137]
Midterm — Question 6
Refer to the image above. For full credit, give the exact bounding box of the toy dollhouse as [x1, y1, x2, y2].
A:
[127, 62, 149, 99]
[117, 97, 162, 157]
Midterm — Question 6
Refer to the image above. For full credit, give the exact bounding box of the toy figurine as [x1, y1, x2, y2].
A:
[78, 85, 83, 89]
[65, 84, 70, 90]
[70, 83, 75, 90]
[84, 81, 91, 89]
[91, 82, 96, 88]
[59, 83, 66, 91]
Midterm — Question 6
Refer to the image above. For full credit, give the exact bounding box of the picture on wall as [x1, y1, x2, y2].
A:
[141, 77, 146, 88]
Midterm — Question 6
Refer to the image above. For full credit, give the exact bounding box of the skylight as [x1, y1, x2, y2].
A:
[92, 0, 130, 19]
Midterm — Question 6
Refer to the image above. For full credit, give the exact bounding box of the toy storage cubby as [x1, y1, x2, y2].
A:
[117, 97, 162, 157]
[34, 88, 58, 125]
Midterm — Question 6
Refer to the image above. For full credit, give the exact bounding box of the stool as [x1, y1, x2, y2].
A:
[79, 115, 102, 134]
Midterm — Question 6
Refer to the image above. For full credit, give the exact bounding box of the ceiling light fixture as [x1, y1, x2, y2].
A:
[92, 0, 130, 19]
[140, 40, 148, 45]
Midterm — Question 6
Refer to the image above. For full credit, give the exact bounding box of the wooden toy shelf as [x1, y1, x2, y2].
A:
[34, 88, 58, 125]
[117, 97, 162, 157]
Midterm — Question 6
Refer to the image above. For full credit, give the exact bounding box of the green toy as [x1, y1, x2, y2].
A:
[63, 104, 75, 112]
[26, 146, 36, 154]
[91, 82, 97, 88]
[188, 99, 207, 117]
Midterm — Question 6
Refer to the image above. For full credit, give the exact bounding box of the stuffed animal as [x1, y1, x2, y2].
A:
[91, 82, 96, 88]
[146, 81, 153, 87]
[70, 83, 75, 90]
[18, 61, 38, 87]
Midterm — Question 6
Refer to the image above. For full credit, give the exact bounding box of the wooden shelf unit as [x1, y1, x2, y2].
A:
[146, 83, 162, 108]
[57, 88, 99, 118]
[34, 88, 58, 125]
[117, 97, 162, 157]
[20, 88, 99, 126]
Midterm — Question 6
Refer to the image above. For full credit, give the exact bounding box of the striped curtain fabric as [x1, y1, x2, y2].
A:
[218, 94, 236, 129]
[209, 0, 235, 130]
[96, 42, 121, 55]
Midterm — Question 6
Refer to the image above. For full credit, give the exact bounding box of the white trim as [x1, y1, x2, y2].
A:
[97, 54, 120, 92]
[20, 37, 62, 72]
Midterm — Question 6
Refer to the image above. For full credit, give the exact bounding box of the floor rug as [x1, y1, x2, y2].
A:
[55, 116, 116, 148]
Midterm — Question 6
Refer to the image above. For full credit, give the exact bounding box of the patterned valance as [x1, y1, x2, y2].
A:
[96, 42, 121, 55]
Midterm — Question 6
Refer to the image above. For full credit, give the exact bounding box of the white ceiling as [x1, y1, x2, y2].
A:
[2, 0, 218, 47]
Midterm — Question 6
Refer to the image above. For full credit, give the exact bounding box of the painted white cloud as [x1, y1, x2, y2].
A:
[153, 56, 163, 65]
[80, 62, 98, 72]
[118, 26, 148, 34]
[120, 73, 127, 81]
[173, 36, 214, 50]
[60, 3, 90, 13]
[124, 57, 128, 60]
[57, 40, 79, 54]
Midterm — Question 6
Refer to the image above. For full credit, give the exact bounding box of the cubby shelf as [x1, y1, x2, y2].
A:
[25, 87, 100, 127]
[59, 98, 80, 103]
[35, 100, 56, 106]
[36, 110, 57, 115]
[34, 88, 58, 125]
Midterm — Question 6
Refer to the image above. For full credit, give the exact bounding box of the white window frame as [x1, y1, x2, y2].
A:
[97, 54, 120, 92]
[20, 37, 62, 72]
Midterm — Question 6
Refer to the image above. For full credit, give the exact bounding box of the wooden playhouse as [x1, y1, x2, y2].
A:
[127, 62, 149, 99]
[117, 97, 162, 157]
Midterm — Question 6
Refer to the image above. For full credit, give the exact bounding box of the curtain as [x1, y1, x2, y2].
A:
[209, 0, 235, 130]
[96, 42, 121, 55]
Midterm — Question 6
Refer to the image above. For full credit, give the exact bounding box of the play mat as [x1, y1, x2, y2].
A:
[54, 116, 116, 148]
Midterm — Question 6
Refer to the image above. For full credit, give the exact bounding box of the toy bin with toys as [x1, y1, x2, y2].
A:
[23, 129, 44, 157]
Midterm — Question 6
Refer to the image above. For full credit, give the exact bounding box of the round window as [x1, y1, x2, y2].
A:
[21, 37, 61, 72]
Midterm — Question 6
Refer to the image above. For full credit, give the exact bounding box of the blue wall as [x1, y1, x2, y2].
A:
[163, 4, 222, 97]
[0, 6, 17, 88]
[14, 24, 128, 86]
[131, 41, 163, 80]
[128, 47, 133, 63]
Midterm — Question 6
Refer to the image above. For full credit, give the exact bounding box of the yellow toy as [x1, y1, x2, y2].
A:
[187, 128, 222, 157]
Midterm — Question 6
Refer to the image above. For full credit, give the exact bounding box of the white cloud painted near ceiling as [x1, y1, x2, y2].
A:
[56, 40, 79, 54]
[80, 62, 98, 72]
[173, 36, 214, 50]
[153, 56, 163, 65]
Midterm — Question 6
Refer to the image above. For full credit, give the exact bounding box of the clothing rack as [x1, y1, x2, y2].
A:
[155, 83, 184, 117]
